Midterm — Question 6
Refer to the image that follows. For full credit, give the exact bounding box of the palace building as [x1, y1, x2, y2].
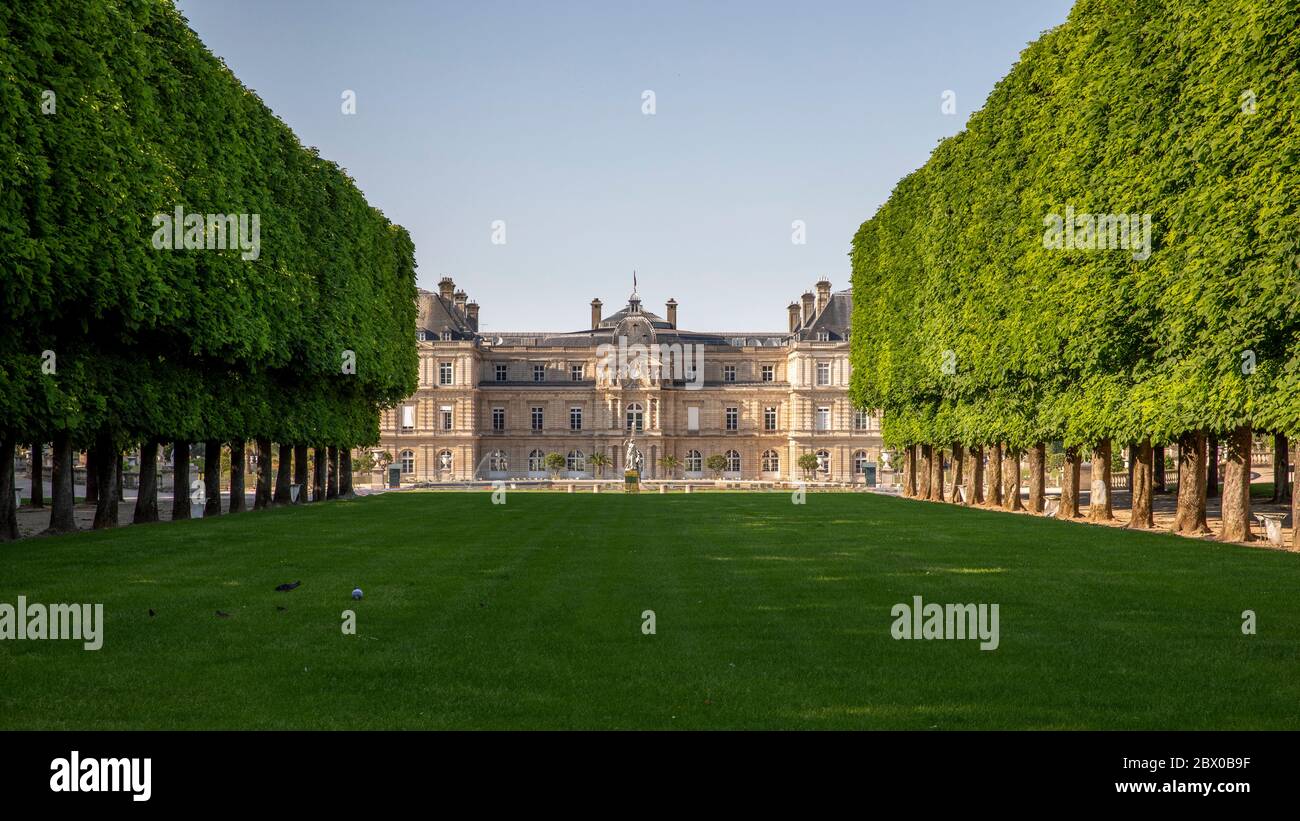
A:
[376, 276, 883, 482]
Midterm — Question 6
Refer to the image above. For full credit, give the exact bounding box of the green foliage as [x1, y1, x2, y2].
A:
[0, 0, 417, 449]
[705, 454, 728, 478]
[797, 452, 820, 477]
[850, 0, 1300, 447]
[544, 452, 566, 476]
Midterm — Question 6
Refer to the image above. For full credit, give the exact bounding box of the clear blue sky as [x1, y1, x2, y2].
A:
[175, 0, 1074, 332]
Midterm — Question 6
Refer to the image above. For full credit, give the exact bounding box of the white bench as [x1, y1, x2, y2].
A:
[1254, 512, 1287, 547]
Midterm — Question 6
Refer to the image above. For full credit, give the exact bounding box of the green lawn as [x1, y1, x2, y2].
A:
[2, 491, 1298, 729]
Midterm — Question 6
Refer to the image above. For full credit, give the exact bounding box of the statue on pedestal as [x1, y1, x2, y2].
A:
[625, 435, 644, 475]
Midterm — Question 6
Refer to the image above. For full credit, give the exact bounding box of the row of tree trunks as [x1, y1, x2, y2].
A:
[1027, 443, 1045, 513]
[0, 434, 17, 541]
[1173, 430, 1210, 535]
[1087, 439, 1113, 522]
[1220, 425, 1253, 543]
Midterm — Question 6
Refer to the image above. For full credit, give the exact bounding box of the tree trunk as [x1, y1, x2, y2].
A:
[113, 455, 123, 525]
[1220, 424, 1253, 543]
[1127, 439, 1155, 529]
[293, 443, 309, 504]
[313, 445, 327, 501]
[229, 441, 246, 513]
[917, 444, 932, 500]
[254, 437, 272, 509]
[1058, 446, 1081, 519]
[987, 443, 1003, 507]
[1126, 444, 1135, 498]
[340, 448, 354, 497]
[1206, 433, 1219, 498]
[970, 445, 985, 505]
[1154, 446, 1167, 493]
[30, 443, 44, 507]
[172, 441, 191, 520]
[1173, 430, 1210, 535]
[951, 443, 965, 505]
[46, 433, 77, 534]
[1088, 439, 1113, 521]
[327, 445, 340, 499]
[134, 440, 160, 524]
[929, 446, 944, 501]
[1271, 433, 1289, 502]
[204, 439, 223, 517]
[1028, 443, 1046, 513]
[1002, 447, 1022, 511]
[1293, 441, 1299, 551]
[900, 447, 913, 497]
[274, 443, 292, 505]
[84, 447, 98, 507]
[0, 434, 18, 541]
[92, 432, 117, 529]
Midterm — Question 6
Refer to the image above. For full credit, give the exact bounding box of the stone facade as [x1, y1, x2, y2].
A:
[376, 276, 883, 482]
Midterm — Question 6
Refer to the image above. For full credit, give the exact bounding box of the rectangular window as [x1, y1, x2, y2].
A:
[723, 365, 736, 383]
[492, 407, 505, 431]
[816, 406, 830, 431]
[816, 362, 830, 386]
[854, 409, 870, 430]
[570, 407, 582, 431]
[401, 405, 415, 431]
[495, 364, 507, 382]
[441, 406, 453, 431]
[761, 365, 774, 382]
[764, 407, 777, 431]
[687, 407, 700, 431]
[533, 365, 545, 382]
[531, 406, 544, 431]
[725, 406, 738, 431]
[439, 361, 453, 385]
[570, 364, 584, 382]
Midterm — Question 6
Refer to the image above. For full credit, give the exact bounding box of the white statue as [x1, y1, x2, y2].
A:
[625, 436, 644, 475]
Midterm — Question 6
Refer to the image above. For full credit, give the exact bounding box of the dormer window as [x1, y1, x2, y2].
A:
[441, 331, 452, 341]
[817, 330, 830, 342]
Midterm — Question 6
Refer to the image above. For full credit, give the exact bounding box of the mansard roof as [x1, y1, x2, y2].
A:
[792, 289, 852, 341]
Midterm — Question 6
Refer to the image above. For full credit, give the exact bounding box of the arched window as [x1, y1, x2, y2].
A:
[567, 449, 586, 472]
[528, 449, 544, 473]
[438, 449, 452, 471]
[853, 450, 869, 475]
[685, 449, 702, 472]
[761, 449, 780, 473]
[725, 449, 741, 473]
[816, 449, 830, 475]
[400, 449, 415, 473]
[626, 402, 643, 431]
[489, 450, 508, 472]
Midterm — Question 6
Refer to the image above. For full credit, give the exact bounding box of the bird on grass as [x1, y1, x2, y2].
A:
[215, 610, 232, 618]
[275, 581, 302, 592]
[148, 609, 156, 617]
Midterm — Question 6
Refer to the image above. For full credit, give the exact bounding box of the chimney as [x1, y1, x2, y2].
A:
[439, 276, 455, 300]
[465, 301, 479, 332]
[816, 279, 831, 315]
[801, 291, 815, 325]
[788, 302, 801, 332]
[590, 298, 603, 330]
[453, 289, 467, 313]
[665, 298, 678, 329]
